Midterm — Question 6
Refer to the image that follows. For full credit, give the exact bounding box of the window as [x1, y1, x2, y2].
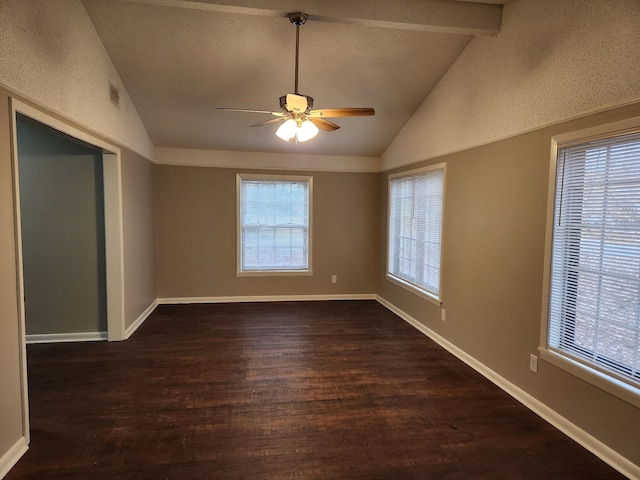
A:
[387, 164, 445, 302]
[237, 174, 312, 275]
[543, 122, 640, 403]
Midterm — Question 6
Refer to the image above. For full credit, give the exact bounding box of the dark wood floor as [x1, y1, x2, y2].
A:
[7, 301, 627, 479]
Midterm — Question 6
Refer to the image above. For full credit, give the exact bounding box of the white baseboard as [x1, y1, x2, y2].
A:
[26, 331, 107, 344]
[0, 436, 28, 479]
[157, 294, 376, 304]
[124, 300, 158, 339]
[375, 295, 640, 480]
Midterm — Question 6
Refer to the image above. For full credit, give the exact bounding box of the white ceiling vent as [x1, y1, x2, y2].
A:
[109, 82, 120, 108]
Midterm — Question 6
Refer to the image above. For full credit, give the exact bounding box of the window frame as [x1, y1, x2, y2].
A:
[236, 173, 313, 277]
[540, 116, 640, 408]
[386, 163, 446, 305]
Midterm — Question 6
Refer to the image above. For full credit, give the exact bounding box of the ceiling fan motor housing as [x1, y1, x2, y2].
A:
[280, 94, 313, 113]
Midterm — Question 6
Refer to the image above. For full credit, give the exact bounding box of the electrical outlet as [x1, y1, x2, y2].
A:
[331, 275, 337, 284]
[441, 309, 446, 321]
[529, 354, 538, 373]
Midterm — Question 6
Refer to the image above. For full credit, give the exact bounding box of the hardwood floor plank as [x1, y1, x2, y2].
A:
[6, 301, 627, 479]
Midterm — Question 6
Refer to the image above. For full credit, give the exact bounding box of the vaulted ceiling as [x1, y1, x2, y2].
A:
[83, 0, 510, 157]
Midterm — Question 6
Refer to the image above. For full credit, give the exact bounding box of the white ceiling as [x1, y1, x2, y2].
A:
[83, 0, 509, 157]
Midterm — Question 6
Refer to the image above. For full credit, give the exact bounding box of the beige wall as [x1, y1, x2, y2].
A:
[0, 90, 26, 475]
[0, 86, 157, 474]
[156, 165, 378, 298]
[0, 1, 155, 473]
[378, 102, 640, 466]
[122, 149, 156, 327]
[377, 0, 640, 470]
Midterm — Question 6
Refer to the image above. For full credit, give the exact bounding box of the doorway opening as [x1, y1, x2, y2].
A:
[10, 98, 125, 442]
[16, 114, 108, 341]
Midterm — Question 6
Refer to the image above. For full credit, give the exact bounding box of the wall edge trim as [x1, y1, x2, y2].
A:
[154, 148, 380, 173]
[375, 295, 640, 480]
[157, 294, 376, 304]
[124, 300, 159, 339]
[0, 436, 28, 479]
[380, 97, 640, 172]
[25, 332, 107, 344]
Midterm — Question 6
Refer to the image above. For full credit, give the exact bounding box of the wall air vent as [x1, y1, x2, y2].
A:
[109, 82, 120, 108]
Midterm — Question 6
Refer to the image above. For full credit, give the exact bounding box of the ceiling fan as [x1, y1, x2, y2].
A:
[217, 12, 375, 143]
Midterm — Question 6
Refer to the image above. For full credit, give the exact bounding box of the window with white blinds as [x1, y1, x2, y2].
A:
[387, 164, 445, 300]
[237, 174, 311, 274]
[548, 130, 640, 389]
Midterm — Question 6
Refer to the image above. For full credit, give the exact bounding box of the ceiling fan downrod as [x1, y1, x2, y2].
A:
[288, 12, 308, 95]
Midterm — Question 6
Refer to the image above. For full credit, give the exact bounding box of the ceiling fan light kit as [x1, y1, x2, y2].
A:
[276, 118, 319, 142]
[217, 12, 375, 143]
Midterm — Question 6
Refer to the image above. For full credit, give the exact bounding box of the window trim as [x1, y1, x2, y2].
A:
[540, 116, 640, 408]
[236, 173, 313, 277]
[386, 163, 446, 306]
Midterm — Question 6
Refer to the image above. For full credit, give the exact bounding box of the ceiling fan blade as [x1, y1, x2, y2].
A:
[217, 107, 284, 116]
[250, 117, 286, 128]
[309, 117, 340, 132]
[309, 108, 375, 118]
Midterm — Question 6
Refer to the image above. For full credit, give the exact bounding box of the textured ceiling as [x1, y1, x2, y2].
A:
[83, 0, 506, 157]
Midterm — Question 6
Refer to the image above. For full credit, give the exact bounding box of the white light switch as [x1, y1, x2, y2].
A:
[529, 354, 538, 373]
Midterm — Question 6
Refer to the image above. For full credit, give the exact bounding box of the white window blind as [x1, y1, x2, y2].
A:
[239, 177, 310, 272]
[388, 166, 444, 299]
[548, 131, 640, 388]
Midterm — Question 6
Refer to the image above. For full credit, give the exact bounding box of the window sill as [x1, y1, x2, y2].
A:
[386, 273, 441, 306]
[538, 348, 640, 408]
[237, 270, 313, 277]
